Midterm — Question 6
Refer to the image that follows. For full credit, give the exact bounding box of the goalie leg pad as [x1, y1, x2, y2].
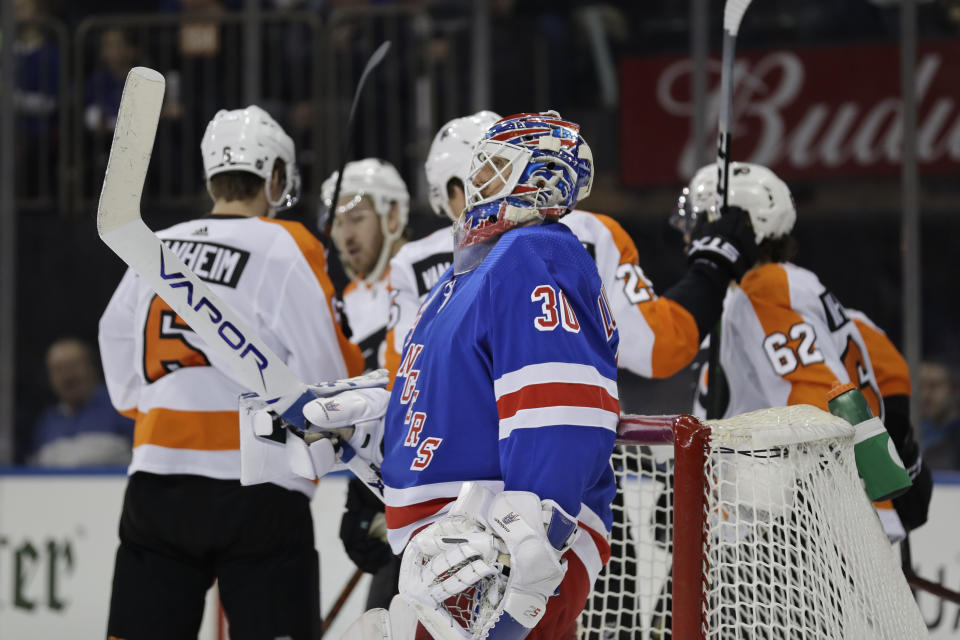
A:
[484, 492, 575, 630]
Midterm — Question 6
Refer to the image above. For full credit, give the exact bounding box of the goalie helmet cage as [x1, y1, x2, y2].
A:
[580, 405, 928, 640]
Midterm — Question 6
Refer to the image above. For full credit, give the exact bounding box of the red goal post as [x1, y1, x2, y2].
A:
[579, 406, 928, 640]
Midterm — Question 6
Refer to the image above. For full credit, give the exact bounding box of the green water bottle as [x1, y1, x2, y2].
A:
[826, 382, 911, 501]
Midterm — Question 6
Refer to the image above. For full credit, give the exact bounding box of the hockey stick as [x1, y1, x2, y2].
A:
[901, 536, 960, 605]
[321, 40, 392, 233]
[97, 66, 384, 498]
[706, 0, 753, 419]
[321, 568, 364, 633]
[715, 0, 751, 214]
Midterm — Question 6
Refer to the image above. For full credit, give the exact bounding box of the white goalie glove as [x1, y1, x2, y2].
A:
[239, 369, 389, 485]
[301, 384, 390, 469]
[398, 483, 578, 640]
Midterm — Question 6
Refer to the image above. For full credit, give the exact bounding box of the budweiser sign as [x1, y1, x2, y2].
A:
[620, 42, 960, 186]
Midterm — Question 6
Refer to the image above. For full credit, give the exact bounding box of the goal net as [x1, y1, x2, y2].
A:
[579, 405, 928, 640]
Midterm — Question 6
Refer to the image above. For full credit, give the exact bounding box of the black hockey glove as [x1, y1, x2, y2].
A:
[883, 394, 933, 531]
[894, 461, 932, 532]
[663, 206, 757, 340]
[686, 205, 758, 283]
[339, 477, 395, 574]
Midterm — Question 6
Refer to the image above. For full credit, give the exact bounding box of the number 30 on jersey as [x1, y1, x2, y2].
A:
[530, 283, 617, 341]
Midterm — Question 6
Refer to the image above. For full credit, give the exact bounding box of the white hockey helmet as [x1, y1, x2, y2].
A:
[424, 110, 502, 221]
[321, 158, 410, 283]
[200, 105, 301, 212]
[674, 161, 796, 244]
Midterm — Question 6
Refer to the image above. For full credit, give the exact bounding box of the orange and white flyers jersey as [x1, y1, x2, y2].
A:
[99, 216, 364, 487]
[384, 227, 453, 386]
[383, 213, 702, 385]
[559, 211, 700, 379]
[848, 309, 911, 399]
[342, 273, 391, 372]
[717, 262, 883, 420]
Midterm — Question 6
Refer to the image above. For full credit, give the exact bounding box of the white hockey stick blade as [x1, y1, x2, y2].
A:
[723, 0, 752, 35]
[97, 66, 305, 407]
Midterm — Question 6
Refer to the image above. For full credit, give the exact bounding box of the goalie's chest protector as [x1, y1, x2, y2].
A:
[381, 223, 621, 551]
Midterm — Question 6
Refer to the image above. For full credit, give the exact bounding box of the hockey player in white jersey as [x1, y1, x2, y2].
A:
[383, 110, 502, 381]
[324, 158, 410, 371]
[674, 161, 931, 537]
[99, 105, 363, 640]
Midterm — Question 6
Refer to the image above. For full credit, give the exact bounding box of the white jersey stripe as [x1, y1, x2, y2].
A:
[384, 479, 506, 508]
[386, 502, 612, 564]
[130, 445, 241, 480]
[493, 362, 618, 400]
[571, 524, 604, 586]
[578, 503, 608, 538]
[386, 506, 452, 554]
[499, 406, 619, 439]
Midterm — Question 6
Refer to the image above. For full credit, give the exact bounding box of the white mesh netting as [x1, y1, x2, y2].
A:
[579, 405, 928, 640]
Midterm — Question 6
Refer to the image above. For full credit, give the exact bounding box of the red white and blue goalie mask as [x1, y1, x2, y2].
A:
[454, 111, 593, 273]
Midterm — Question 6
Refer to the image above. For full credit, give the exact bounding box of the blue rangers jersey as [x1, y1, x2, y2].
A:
[381, 223, 620, 583]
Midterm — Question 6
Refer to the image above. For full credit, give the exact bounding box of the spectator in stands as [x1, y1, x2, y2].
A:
[920, 360, 960, 471]
[84, 27, 140, 134]
[29, 337, 134, 467]
[13, 0, 60, 199]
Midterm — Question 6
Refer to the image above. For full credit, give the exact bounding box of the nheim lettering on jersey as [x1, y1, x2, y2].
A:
[163, 239, 250, 288]
[158, 248, 270, 388]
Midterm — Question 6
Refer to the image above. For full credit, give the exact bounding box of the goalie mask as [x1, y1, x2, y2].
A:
[455, 111, 594, 273]
[673, 161, 796, 244]
[200, 105, 301, 212]
[425, 110, 501, 221]
[322, 158, 410, 283]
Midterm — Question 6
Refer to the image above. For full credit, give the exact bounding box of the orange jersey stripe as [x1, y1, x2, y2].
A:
[133, 408, 239, 450]
[740, 264, 838, 410]
[383, 326, 401, 390]
[590, 211, 699, 378]
[259, 218, 364, 377]
[641, 298, 700, 378]
[853, 318, 911, 397]
[588, 211, 640, 265]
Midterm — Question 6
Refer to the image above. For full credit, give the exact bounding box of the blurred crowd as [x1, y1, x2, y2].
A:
[10, 0, 960, 204]
[5, 0, 960, 470]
